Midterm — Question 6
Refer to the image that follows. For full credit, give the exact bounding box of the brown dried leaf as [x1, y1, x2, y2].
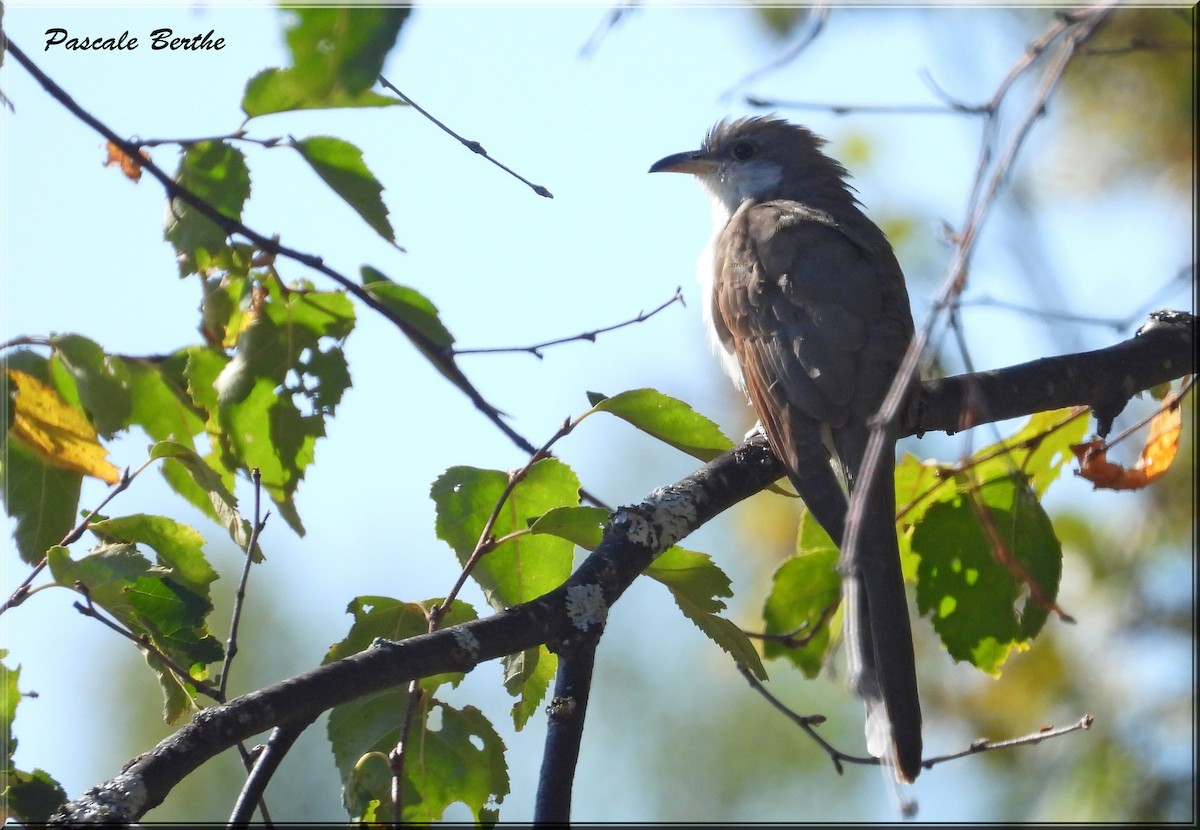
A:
[1071, 394, 1183, 491]
[103, 141, 149, 182]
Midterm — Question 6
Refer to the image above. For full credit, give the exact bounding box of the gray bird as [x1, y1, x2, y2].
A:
[649, 116, 922, 783]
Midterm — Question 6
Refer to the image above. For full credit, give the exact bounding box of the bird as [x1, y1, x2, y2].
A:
[649, 116, 922, 783]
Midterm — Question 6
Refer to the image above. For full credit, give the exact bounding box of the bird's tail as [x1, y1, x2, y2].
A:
[782, 432, 923, 783]
[842, 471, 923, 783]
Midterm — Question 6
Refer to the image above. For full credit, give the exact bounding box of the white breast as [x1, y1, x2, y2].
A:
[697, 188, 747, 391]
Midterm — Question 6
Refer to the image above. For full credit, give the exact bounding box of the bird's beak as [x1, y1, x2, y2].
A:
[648, 150, 716, 176]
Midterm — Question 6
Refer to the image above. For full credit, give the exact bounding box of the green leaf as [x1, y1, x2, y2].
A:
[330, 698, 508, 823]
[197, 282, 354, 535]
[324, 596, 477, 692]
[219, 377, 313, 534]
[430, 459, 577, 611]
[429, 459, 580, 730]
[46, 543, 152, 611]
[1, 767, 68, 824]
[47, 542, 221, 722]
[126, 575, 223, 668]
[124, 356, 206, 444]
[241, 68, 404, 118]
[150, 441, 249, 552]
[49, 334, 132, 439]
[88, 513, 218, 600]
[645, 546, 732, 615]
[911, 475, 1063, 675]
[284, 7, 409, 96]
[1, 651, 18, 755]
[0, 653, 65, 823]
[164, 141, 251, 276]
[760, 513, 841, 677]
[293, 136, 394, 244]
[342, 751, 390, 823]
[973, 408, 1089, 498]
[502, 645, 557, 731]
[0, 438, 82, 565]
[896, 410, 1085, 579]
[646, 546, 768, 680]
[361, 267, 455, 351]
[1, 354, 82, 563]
[241, 7, 408, 117]
[591, 388, 734, 462]
[528, 505, 609, 550]
[182, 344, 227, 417]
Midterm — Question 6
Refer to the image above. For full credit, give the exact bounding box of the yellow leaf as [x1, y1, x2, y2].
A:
[6, 370, 121, 484]
[1139, 393, 1183, 482]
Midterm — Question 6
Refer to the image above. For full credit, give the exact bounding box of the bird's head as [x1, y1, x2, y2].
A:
[649, 116, 851, 213]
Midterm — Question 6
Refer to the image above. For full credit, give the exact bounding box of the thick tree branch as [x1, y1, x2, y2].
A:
[50, 313, 1194, 823]
[533, 639, 598, 823]
[907, 310, 1194, 438]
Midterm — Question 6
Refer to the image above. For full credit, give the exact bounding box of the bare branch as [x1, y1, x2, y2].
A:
[922, 715, 1094, 770]
[455, 288, 685, 358]
[377, 75, 553, 199]
[220, 468, 268, 701]
[579, 4, 637, 59]
[745, 95, 989, 117]
[534, 637, 597, 822]
[721, 3, 830, 100]
[227, 722, 309, 827]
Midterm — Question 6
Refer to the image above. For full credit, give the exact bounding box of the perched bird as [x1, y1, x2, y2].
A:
[649, 116, 922, 783]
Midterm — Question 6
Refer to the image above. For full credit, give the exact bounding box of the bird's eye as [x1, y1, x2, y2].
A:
[731, 142, 755, 160]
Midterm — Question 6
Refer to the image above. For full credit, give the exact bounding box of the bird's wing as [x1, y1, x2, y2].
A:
[713, 200, 885, 436]
[712, 198, 923, 784]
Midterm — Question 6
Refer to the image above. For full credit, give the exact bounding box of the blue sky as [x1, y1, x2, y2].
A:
[2, 2, 1194, 822]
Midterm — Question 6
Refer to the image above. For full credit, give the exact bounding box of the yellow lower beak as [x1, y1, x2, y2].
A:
[648, 151, 716, 175]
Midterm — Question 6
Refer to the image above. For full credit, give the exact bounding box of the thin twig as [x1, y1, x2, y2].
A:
[390, 679, 423, 823]
[921, 715, 1094, 770]
[743, 661, 1095, 779]
[132, 131, 283, 149]
[893, 407, 1091, 525]
[1, 464, 140, 616]
[956, 295, 1131, 332]
[72, 587, 223, 701]
[721, 3, 830, 101]
[220, 468, 268, 701]
[1082, 39, 1194, 56]
[456, 288, 685, 358]
[742, 599, 839, 649]
[377, 75, 553, 199]
[737, 663, 877, 776]
[745, 95, 990, 117]
[578, 4, 636, 59]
